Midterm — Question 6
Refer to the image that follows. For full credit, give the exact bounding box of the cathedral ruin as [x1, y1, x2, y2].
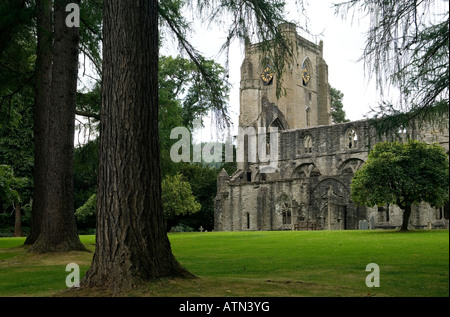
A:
[214, 23, 449, 231]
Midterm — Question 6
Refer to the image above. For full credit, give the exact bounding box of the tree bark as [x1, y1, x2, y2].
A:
[82, 0, 193, 292]
[400, 204, 412, 231]
[29, 0, 86, 253]
[13, 202, 23, 237]
[25, 0, 53, 245]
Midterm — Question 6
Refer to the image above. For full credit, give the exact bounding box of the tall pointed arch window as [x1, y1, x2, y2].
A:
[306, 106, 311, 127]
[281, 202, 292, 225]
[304, 134, 312, 154]
[302, 58, 312, 87]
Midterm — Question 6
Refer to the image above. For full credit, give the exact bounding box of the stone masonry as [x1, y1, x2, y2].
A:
[214, 23, 449, 231]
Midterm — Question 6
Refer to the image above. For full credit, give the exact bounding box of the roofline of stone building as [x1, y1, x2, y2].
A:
[245, 22, 323, 58]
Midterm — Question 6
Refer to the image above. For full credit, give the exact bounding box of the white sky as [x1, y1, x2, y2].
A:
[160, 0, 385, 142]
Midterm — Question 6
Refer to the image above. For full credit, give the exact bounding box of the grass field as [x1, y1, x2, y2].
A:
[0, 230, 448, 297]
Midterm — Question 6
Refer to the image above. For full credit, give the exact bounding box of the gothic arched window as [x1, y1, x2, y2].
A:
[347, 129, 358, 149]
[306, 106, 311, 127]
[281, 202, 292, 225]
[304, 135, 312, 153]
[301, 58, 312, 87]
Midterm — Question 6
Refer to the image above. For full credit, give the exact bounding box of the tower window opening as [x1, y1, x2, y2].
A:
[347, 129, 358, 149]
[301, 58, 311, 87]
[281, 202, 292, 224]
[304, 135, 312, 153]
[306, 107, 311, 127]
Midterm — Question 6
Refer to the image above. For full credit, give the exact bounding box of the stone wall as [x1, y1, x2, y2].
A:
[215, 119, 449, 231]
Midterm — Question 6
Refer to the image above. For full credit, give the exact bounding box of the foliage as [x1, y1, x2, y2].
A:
[351, 140, 449, 211]
[0, 164, 29, 212]
[75, 164, 218, 232]
[75, 82, 101, 142]
[159, 55, 230, 130]
[73, 53, 232, 179]
[158, 55, 231, 178]
[0, 1, 35, 191]
[79, 0, 103, 79]
[0, 165, 20, 206]
[0, 87, 34, 181]
[177, 163, 223, 230]
[0, 0, 35, 108]
[73, 53, 232, 230]
[330, 86, 349, 124]
[335, 0, 449, 132]
[73, 139, 98, 209]
[161, 173, 201, 222]
[170, 223, 195, 232]
[75, 193, 97, 230]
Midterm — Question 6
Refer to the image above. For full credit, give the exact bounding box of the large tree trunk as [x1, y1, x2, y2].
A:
[30, 0, 85, 253]
[25, 0, 53, 246]
[82, 0, 193, 292]
[13, 202, 23, 237]
[400, 205, 412, 231]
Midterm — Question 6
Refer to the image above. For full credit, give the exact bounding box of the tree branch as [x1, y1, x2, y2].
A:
[75, 109, 100, 121]
[81, 16, 103, 41]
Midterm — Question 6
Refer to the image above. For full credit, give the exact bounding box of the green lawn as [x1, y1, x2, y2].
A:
[0, 230, 448, 297]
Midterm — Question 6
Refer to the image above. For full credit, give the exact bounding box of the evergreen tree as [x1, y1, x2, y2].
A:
[28, 0, 86, 253]
[330, 86, 349, 124]
[83, 0, 299, 292]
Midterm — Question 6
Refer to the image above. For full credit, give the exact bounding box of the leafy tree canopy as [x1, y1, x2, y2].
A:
[351, 140, 449, 230]
[159, 55, 230, 130]
[0, 164, 29, 206]
[161, 173, 202, 221]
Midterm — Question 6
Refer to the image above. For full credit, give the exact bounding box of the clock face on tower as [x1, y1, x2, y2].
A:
[302, 67, 310, 85]
[260, 66, 274, 85]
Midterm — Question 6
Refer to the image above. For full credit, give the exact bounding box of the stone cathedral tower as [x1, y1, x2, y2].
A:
[239, 22, 331, 133]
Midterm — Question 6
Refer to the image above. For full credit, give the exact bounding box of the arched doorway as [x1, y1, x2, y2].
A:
[311, 178, 352, 230]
